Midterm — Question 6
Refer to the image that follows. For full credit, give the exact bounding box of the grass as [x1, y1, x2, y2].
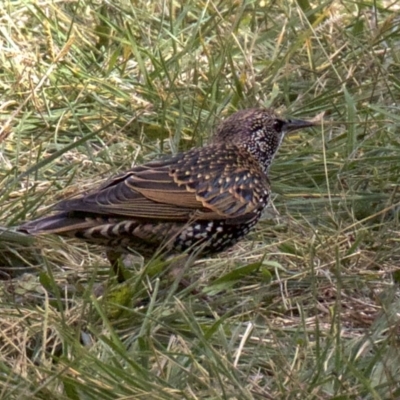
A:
[1, 0, 400, 398]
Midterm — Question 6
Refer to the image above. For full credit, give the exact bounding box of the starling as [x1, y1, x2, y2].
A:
[19, 109, 314, 274]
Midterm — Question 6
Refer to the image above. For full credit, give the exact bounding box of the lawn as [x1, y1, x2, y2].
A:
[1, 0, 400, 398]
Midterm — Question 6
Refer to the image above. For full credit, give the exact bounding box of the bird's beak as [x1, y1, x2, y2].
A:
[284, 118, 316, 134]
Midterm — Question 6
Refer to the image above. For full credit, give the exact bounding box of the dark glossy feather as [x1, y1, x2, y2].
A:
[48, 145, 269, 222]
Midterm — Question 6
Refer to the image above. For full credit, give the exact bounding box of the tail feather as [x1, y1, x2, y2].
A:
[18, 212, 97, 235]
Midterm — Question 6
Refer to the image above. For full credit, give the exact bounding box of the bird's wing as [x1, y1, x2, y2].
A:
[57, 146, 269, 221]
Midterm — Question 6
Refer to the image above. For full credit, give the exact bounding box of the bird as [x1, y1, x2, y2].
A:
[19, 108, 315, 280]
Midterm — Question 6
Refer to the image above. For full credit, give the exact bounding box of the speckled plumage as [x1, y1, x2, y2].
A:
[19, 108, 314, 264]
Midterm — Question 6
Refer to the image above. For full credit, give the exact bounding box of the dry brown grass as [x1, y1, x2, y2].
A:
[1, 0, 400, 398]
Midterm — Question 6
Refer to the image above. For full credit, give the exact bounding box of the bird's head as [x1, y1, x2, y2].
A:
[214, 108, 315, 173]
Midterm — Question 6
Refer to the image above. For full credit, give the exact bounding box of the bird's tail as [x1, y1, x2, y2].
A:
[18, 212, 96, 236]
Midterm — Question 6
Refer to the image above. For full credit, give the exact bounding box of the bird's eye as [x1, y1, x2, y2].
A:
[273, 119, 284, 132]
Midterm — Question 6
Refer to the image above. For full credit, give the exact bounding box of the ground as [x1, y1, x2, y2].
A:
[1, 1, 400, 398]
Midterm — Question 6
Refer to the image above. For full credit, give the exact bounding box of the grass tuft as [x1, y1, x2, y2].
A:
[1, 0, 400, 398]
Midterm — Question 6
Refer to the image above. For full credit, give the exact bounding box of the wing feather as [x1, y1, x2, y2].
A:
[56, 145, 269, 222]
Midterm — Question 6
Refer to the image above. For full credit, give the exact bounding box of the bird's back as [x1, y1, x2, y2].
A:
[19, 143, 270, 257]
